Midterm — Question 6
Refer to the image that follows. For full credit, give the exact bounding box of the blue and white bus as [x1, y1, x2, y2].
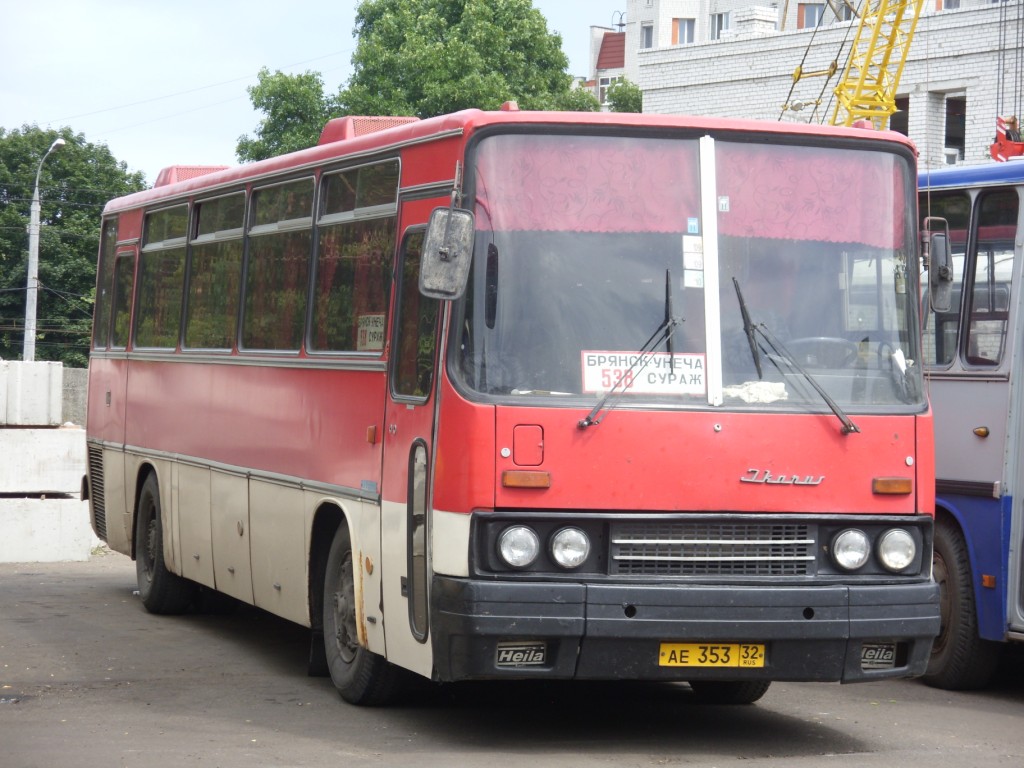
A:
[919, 161, 1024, 688]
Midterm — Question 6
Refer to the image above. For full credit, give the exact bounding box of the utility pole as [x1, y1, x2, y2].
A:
[23, 137, 65, 362]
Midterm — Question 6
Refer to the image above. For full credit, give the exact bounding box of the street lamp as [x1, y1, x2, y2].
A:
[23, 137, 65, 362]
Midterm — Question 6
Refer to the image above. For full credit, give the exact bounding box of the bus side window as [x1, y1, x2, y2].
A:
[920, 191, 970, 367]
[137, 204, 189, 350]
[393, 231, 439, 399]
[242, 179, 314, 352]
[185, 194, 245, 351]
[93, 219, 118, 350]
[310, 162, 398, 353]
[110, 252, 136, 350]
[965, 190, 1018, 366]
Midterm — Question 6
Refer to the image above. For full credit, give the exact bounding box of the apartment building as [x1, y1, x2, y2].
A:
[589, 0, 1023, 168]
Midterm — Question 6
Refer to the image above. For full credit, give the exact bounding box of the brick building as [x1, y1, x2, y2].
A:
[592, 0, 1024, 169]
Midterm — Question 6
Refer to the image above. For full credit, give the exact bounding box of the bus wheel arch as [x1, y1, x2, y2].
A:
[308, 503, 346, 677]
[129, 462, 159, 562]
[924, 509, 1000, 689]
[133, 468, 196, 614]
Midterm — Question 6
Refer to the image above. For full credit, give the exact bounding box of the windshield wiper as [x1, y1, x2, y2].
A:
[754, 324, 860, 435]
[732, 277, 763, 379]
[732, 277, 859, 435]
[578, 269, 681, 429]
[665, 270, 676, 371]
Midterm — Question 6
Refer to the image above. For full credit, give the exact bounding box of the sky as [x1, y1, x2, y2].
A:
[0, 0, 627, 184]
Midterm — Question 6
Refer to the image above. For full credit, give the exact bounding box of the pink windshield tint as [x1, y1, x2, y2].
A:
[715, 142, 906, 249]
[473, 135, 700, 233]
[474, 135, 907, 249]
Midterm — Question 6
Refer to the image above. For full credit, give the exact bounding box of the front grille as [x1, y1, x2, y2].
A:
[610, 521, 814, 576]
[87, 445, 106, 541]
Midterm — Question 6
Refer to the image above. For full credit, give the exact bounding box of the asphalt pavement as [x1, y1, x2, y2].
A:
[2, 551, 1023, 768]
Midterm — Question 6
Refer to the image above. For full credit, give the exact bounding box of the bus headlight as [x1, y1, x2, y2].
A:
[831, 529, 870, 570]
[498, 525, 540, 568]
[877, 528, 916, 572]
[550, 527, 590, 569]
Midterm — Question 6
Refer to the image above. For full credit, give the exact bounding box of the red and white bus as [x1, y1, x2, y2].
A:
[86, 106, 939, 706]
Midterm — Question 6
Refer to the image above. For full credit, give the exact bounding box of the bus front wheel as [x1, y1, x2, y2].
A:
[134, 473, 196, 614]
[323, 525, 404, 705]
[923, 516, 1000, 690]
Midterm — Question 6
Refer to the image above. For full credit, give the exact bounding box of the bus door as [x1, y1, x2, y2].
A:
[380, 220, 441, 676]
[927, 189, 1016, 494]
[998, 186, 1024, 636]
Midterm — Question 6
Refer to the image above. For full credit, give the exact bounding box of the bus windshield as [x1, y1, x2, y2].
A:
[453, 132, 923, 412]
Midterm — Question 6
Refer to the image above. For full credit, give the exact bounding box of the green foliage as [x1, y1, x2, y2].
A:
[237, 0, 593, 160]
[607, 78, 643, 113]
[237, 69, 340, 162]
[0, 126, 146, 366]
[339, 0, 574, 117]
[553, 87, 601, 113]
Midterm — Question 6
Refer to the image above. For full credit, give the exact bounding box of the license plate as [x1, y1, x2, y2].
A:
[659, 643, 766, 668]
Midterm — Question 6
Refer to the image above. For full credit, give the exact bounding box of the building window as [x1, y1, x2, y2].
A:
[640, 23, 654, 49]
[798, 4, 825, 28]
[890, 96, 909, 136]
[673, 18, 695, 45]
[599, 76, 622, 105]
[710, 13, 730, 40]
[938, 0, 960, 10]
[838, 2, 856, 21]
[945, 94, 966, 162]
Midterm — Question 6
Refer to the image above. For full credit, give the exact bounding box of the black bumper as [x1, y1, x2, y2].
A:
[430, 576, 939, 683]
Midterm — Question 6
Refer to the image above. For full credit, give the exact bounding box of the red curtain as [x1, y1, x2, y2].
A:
[474, 135, 907, 249]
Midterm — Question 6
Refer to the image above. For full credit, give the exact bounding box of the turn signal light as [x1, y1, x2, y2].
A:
[872, 477, 913, 495]
[502, 470, 552, 489]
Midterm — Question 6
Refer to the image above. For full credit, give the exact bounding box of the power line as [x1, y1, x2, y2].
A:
[44, 49, 354, 125]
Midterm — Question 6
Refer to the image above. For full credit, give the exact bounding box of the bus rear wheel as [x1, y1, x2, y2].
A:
[323, 525, 404, 705]
[688, 680, 771, 705]
[923, 516, 1000, 690]
[134, 473, 196, 614]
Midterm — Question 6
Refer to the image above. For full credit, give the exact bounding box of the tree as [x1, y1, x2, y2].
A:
[554, 87, 601, 113]
[0, 126, 147, 366]
[607, 78, 643, 113]
[339, 0, 575, 117]
[236, 0, 595, 160]
[236, 68, 340, 162]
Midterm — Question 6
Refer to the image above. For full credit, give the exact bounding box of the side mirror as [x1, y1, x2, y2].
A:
[923, 217, 954, 313]
[419, 207, 475, 300]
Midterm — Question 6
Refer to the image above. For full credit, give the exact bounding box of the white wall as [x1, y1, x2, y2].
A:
[635, 5, 1019, 169]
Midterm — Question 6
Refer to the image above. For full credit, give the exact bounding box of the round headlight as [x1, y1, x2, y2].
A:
[498, 525, 540, 568]
[550, 527, 590, 569]
[877, 528, 916, 572]
[832, 529, 870, 570]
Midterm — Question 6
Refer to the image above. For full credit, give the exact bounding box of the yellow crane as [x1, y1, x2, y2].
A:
[832, 0, 925, 128]
[783, 0, 925, 129]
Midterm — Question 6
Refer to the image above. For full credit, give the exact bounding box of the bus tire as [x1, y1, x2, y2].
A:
[689, 680, 771, 705]
[923, 516, 1001, 690]
[323, 525, 404, 705]
[134, 473, 196, 615]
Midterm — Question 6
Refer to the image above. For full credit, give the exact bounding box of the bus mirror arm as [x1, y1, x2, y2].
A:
[922, 216, 954, 313]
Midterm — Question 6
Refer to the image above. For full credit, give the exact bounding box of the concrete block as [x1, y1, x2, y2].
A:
[0, 361, 63, 426]
[0, 497, 100, 563]
[62, 367, 88, 426]
[0, 426, 85, 494]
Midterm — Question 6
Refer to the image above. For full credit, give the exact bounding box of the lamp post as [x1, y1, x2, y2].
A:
[23, 137, 65, 362]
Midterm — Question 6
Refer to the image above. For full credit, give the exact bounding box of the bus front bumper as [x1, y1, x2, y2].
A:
[430, 577, 939, 683]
